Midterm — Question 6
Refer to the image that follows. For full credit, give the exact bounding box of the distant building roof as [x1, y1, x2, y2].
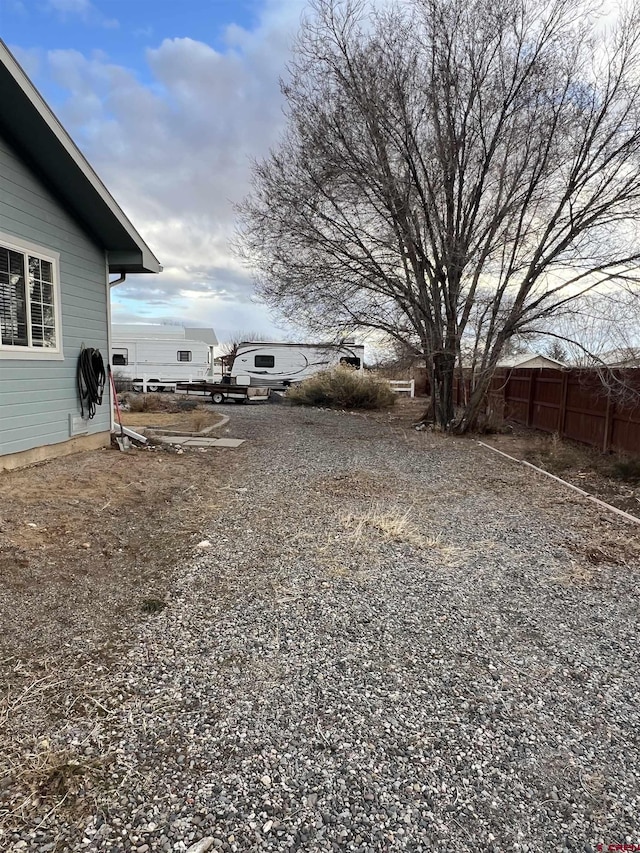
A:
[185, 327, 218, 346]
[497, 352, 566, 369]
[112, 324, 217, 345]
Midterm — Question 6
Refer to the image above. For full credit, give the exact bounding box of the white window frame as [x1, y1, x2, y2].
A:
[0, 231, 63, 360]
[255, 354, 275, 368]
[177, 350, 192, 362]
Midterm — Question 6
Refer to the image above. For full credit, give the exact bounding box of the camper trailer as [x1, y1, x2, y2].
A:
[230, 341, 365, 388]
[111, 324, 218, 391]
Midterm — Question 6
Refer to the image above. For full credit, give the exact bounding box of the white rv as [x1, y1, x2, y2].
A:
[111, 324, 218, 391]
[231, 341, 365, 387]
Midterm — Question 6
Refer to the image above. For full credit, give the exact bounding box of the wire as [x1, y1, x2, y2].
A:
[77, 346, 106, 419]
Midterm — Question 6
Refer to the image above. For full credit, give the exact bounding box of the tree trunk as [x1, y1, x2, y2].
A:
[452, 371, 494, 433]
[431, 351, 456, 429]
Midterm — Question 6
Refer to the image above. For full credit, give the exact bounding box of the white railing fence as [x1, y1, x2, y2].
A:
[387, 379, 415, 397]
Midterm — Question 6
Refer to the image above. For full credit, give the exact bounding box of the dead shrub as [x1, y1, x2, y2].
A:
[124, 394, 180, 414]
[523, 433, 593, 474]
[287, 367, 396, 410]
[473, 410, 513, 435]
[176, 398, 199, 412]
[6, 741, 106, 820]
[191, 412, 209, 433]
[610, 456, 640, 482]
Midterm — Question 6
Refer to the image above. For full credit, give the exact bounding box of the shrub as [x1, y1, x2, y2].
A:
[287, 367, 396, 410]
[112, 371, 134, 393]
[610, 456, 640, 482]
[125, 394, 180, 413]
[522, 432, 590, 474]
[176, 398, 198, 412]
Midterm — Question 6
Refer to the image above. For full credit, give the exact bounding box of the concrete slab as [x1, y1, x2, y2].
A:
[180, 439, 222, 447]
[152, 435, 245, 448]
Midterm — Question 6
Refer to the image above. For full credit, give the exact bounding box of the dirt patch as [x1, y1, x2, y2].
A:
[121, 410, 224, 431]
[482, 428, 640, 520]
[0, 441, 243, 831]
[314, 469, 389, 500]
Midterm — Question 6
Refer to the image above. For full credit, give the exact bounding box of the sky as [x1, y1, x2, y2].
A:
[1, 0, 308, 344]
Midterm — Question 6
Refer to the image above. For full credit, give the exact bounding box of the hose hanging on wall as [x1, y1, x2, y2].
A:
[77, 345, 106, 419]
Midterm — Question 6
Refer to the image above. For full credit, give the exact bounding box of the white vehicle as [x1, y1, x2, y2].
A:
[111, 324, 218, 391]
[231, 341, 365, 387]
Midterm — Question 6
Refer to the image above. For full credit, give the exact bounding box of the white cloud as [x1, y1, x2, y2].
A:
[48, 0, 91, 12]
[40, 1, 306, 341]
[47, 0, 119, 29]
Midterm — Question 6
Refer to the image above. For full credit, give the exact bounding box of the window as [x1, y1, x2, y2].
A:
[112, 349, 128, 366]
[255, 355, 275, 368]
[0, 236, 60, 356]
[340, 356, 361, 368]
[177, 350, 192, 362]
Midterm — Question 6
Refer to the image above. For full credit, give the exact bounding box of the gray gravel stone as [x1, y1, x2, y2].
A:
[7, 404, 640, 851]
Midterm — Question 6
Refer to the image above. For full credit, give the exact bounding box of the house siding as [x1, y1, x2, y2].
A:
[0, 131, 111, 459]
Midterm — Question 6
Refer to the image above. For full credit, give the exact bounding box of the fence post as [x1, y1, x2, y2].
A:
[603, 394, 615, 453]
[558, 371, 569, 438]
[526, 371, 536, 427]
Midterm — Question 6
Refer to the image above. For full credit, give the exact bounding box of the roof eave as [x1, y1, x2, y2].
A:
[0, 40, 161, 275]
[108, 249, 162, 275]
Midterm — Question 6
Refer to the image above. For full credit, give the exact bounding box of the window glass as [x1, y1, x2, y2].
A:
[340, 356, 361, 368]
[177, 350, 192, 362]
[0, 242, 58, 352]
[0, 248, 28, 346]
[255, 354, 275, 368]
[29, 256, 56, 348]
[113, 350, 128, 366]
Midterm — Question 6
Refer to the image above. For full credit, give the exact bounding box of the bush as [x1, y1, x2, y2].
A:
[286, 367, 396, 410]
[124, 393, 180, 413]
[112, 371, 135, 393]
[610, 456, 640, 482]
[522, 433, 590, 474]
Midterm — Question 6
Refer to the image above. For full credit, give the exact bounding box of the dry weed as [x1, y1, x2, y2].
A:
[340, 505, 424, 546]
[548, 560, 597, 586]
[336, 504, 481, 568]
[191, 412, 209, 433]
[3, 742, 105, 822]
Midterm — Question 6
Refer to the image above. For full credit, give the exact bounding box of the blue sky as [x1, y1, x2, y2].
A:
[1, 0, 306, 343]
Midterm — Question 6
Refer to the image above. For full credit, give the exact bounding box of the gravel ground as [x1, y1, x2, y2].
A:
[6, 404, 640, 852]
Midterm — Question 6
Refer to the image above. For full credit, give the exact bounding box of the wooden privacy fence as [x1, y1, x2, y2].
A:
[455, 368, 640, 454]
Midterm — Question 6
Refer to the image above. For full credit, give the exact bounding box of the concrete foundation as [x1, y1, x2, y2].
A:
[0, 431, 111, 472]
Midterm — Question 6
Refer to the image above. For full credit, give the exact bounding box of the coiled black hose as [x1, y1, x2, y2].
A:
[77, 346, 106, 419]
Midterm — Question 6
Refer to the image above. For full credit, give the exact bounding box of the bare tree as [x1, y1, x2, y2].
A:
[218, 330, 271, 372]
[527, 289, 640, 405]
[537, 291, 640, 365]
[239, 0, 640, 431]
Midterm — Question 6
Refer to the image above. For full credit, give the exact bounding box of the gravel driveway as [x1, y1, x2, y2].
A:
[14, 404, 640, 852]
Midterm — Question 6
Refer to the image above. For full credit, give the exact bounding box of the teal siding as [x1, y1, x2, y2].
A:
[0, 132, 111, 458]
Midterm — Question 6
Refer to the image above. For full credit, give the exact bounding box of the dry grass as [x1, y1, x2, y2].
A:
[486, 429, 640, 519]
[121, 410, 222, 431]
[523, 432, 593, 475]
[340, 505, 427, 547]
[0, 443, 243, 836]
[5, 741, 106, 823]
[547, 560, 598, 587]
[335, 504, 483, 569]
